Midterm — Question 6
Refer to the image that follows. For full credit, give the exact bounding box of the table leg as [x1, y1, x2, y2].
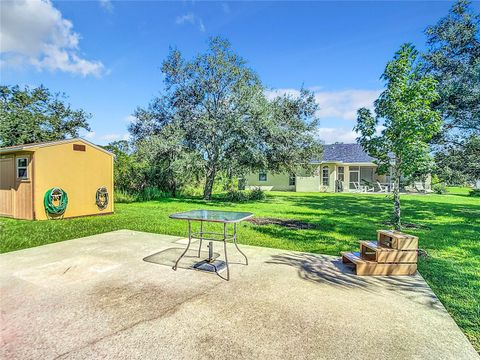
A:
[172, 220, 192, 271]
[198, 221, 203, 257]
[233, 223, 248, 265]
[223, 222, 230, 281]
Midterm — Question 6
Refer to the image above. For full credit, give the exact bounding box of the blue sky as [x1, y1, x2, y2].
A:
[1, 1, 477, 144]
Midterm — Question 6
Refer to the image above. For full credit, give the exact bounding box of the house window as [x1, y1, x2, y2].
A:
[322, 166, 329, 186]
[259, 172, 267, 182]
[289, 173, 296, 186]
[17, 157, 28, 179]
[337, 167, 345, 181]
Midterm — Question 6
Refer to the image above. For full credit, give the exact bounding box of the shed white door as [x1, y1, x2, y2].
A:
[0, 157, 15, 217]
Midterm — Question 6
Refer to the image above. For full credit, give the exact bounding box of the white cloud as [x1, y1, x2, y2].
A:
[176, 13, 195, 25]
[266, 86, 384, 144]
[175, 12, 206, 32]
[124, 115, 137, 123]
[317, 127, 358, 144]
[0, 0, 104, 76]
[317, 125, 385, 144]
[198, 19, 206, 33]
[123, 115, 137, 124]
[265, 88, 381, 121]
[99, 0, 114, 13]
[84, 131, 96, 139]
[101, 133, 130, 142]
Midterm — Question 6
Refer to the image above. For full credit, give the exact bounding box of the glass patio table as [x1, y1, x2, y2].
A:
[170, 210, 253, 281]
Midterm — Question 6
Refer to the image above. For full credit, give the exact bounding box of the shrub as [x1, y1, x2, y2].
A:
[224, 188, 265, 202]
[114, 191, 137, 203]
[225, 189, 249, 202]
[432, 183, 447, 194]
[180, 184, 204, 198]
[115, 187, 172, 203]
[248, 187, 266, 200]
[469, 188, 480, 197]
[136, 187, 170, 201]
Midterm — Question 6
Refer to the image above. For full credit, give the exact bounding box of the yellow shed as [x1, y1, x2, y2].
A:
[0, 138, 114, 220]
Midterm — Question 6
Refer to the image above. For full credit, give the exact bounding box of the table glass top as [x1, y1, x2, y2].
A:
[170, 210, 253, 223]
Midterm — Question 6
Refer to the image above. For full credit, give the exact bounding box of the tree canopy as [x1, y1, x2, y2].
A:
[130, 37, 322, 199]
[434, 135, 480, 185]
[0, 85, 91, 147]
[355, 44, 442, 229]
[423, 0, 480, 143]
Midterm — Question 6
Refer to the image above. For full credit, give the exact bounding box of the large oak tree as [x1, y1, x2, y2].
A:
[130, 37, 322, 199]
[423, 0, 480, 142]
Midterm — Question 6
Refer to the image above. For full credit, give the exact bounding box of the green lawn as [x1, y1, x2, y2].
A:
[1, 190, 479, 350]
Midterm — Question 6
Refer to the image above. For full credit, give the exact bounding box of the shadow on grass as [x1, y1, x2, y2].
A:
[250, 193, 479, 252]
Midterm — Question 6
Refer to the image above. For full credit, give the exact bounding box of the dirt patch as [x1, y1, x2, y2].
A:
[246, 217, 317, 230]
[381, 221, 431, 230]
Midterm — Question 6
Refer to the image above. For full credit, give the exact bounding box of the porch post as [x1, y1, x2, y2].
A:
[331, 165, 336, 192]
[344, 165, 350, 192]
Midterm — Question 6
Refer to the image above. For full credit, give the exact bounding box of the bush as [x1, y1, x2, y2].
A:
[224, 188, 265, 202]
[180, 184, 204, 198]
[114, 187, 172, 203]
[136, 187, 170, 201]
[114, 191, 137, 203]
[225, 189, 249, 202]
[469, 188, 480, 197]
[249, 187, 266, 200]
[432, 183, 447, 194]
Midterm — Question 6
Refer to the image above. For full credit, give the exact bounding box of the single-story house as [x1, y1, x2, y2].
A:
[0, 138, 114, 220]
[245, 143, 431, 193]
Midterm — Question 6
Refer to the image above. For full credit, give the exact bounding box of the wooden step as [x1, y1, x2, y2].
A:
[341, 251, 417, 276]
[377, 230, 418, 250]
[360, 241, 418, 263]
[341, 251, 375, 264]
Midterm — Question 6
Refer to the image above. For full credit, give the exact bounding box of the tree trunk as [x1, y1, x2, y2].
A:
[203, 167, 216, 200]
[392, 167, 401, 231]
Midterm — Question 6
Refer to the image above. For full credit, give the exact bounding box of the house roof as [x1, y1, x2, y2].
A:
[0, 138, 114, 156]
[316, 143, 375, 164]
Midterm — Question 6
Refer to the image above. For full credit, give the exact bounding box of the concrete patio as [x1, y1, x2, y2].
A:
[0, 230, 477, 360]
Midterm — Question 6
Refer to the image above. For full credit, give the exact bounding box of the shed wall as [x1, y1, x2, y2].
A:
[33, 142, 113, 220]
[0, 152, 34, 219]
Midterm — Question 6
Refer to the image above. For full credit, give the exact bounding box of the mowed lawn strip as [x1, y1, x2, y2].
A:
[1, 190, 479, 350]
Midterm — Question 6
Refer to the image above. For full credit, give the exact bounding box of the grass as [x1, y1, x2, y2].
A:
[1, 189, 479, 350]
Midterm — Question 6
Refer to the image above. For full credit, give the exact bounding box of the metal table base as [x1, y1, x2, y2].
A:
[172, 221, 248, 281]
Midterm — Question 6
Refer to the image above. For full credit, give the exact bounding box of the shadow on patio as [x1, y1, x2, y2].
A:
[267, 252, 442, 309]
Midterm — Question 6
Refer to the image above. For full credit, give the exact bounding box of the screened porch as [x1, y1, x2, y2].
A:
[332, 165, 392, 193]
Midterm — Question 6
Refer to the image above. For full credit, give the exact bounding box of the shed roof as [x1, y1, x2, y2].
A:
[314, 143, 375, 164]
[0, 138, 114, 156]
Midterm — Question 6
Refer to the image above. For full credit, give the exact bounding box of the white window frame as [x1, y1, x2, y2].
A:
[322, 166, 329, 186]
[16, 157, 28, 180]
[259, 172, 267, 182]
[349, 166, 360, 189]
[337, 167, 345, 181]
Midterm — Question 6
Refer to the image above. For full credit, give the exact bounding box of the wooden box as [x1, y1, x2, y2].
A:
[377, 230, 418, 250]
[360, 241, 418, 263]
